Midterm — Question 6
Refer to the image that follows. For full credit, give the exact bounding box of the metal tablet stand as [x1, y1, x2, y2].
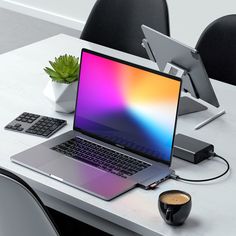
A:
[142, 39, 207, 116]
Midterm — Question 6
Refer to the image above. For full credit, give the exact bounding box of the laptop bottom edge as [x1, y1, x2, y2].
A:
[11, 156, 137, 201]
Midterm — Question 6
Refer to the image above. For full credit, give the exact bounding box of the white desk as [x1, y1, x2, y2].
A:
[0, 34, 235, 236]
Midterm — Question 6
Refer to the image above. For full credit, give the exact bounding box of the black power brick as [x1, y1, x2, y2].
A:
[173, 134, 214, 164]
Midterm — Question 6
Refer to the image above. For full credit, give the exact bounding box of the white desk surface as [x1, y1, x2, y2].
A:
[0, 34, 235, 236]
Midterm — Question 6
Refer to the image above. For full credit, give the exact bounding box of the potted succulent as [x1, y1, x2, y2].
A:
[43, 54, 80, 113]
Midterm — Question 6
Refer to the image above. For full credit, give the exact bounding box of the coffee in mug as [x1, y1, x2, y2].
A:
[160, 192, 190, 205]
[158, 190, 192, 226]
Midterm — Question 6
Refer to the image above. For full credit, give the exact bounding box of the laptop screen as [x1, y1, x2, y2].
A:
[74, 49, 181, 164]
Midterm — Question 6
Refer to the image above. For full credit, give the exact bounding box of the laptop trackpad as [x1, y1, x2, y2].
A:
[39, 157, 136, 200]
[40, 157, 103, 186]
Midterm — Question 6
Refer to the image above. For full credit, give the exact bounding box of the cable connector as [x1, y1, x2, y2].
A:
[170, 173, 179, 180]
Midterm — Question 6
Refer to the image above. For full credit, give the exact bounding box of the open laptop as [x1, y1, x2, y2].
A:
[11, 49, 182, 200]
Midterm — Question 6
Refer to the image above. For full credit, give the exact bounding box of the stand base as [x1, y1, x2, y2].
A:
[178, 97, 207, 116]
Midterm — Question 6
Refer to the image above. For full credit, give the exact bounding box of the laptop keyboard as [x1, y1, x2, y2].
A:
[51, 137, 151, 178]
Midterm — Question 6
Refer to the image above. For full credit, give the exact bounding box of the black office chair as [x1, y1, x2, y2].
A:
[0, 168, 109, 236]
[196, 15, 236, 86]
[80, 0, 169, 59]
[0, 168, 60, 236]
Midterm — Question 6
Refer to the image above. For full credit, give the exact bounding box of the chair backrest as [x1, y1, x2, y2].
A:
[196, 15, 236, 86]
[80, 0, 169, 59]
[0, 168, 60, 236]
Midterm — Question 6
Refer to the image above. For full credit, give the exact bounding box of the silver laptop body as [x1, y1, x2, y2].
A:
[11, 49, 181, 200]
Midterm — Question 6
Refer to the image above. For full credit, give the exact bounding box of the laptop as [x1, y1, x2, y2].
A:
[11, 49, 182, 200]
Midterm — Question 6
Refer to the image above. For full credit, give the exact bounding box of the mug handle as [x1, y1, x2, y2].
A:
[166, 208, 173, 222]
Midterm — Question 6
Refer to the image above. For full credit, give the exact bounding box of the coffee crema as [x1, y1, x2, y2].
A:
[160, 192, 190, 205]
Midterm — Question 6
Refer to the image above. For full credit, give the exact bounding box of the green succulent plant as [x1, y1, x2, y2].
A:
[44, 54, 80, 84]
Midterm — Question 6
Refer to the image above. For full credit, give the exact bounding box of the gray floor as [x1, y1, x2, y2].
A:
[0, 8, 81, 54]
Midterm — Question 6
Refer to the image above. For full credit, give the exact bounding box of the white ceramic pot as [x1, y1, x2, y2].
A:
[43, 80, 78, 113]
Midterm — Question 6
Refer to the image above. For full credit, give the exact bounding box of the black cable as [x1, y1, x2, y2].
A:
[171, 153, 230, 183]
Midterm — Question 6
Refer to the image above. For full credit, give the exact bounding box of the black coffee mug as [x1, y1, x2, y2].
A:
[158, 190, 192, 226]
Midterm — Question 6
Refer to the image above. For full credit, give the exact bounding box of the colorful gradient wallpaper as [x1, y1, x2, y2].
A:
[75, 51, 181, 163]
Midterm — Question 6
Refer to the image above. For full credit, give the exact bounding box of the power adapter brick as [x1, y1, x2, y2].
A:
[173, 134, 214, 164]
